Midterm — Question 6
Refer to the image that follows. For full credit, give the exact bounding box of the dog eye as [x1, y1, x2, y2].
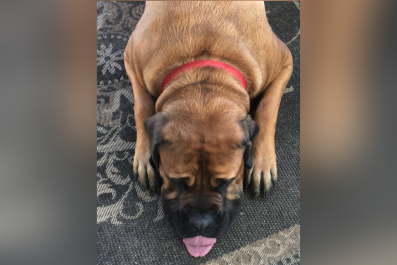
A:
[214, 177, 236, 193]
[170, 177, 189, 192]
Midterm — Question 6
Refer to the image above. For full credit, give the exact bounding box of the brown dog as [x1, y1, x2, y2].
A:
[124, 1, 292, 256]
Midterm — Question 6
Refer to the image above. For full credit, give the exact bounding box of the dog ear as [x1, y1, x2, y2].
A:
[245, 114, 259, 141]
[242, 115, 259, 169]
[244, 141, 253, 169]
[144, 113, 166, 171]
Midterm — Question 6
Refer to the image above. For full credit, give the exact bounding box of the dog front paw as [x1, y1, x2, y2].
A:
[133, 147, 161, 193]
[244, 154, 277, 198]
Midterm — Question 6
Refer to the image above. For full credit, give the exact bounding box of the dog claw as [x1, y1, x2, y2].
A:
[145, 173, 151, 190]
[259, 173, 265, 195]
[244, 178, 252, 189]
[272, 179, 277, 188]
[248, 169, 278, 198]
[150, 180, 161, 193]
[243, 179, 249, 189]
[132, 171, 138, 181]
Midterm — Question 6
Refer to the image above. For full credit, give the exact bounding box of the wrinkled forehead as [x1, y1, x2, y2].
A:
[162, 115, 246, 145]
[158, 109, 248, 182]
[159, 141, 245, 189]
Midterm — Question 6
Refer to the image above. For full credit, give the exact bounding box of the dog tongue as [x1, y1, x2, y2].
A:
[183, 236, 216, 257]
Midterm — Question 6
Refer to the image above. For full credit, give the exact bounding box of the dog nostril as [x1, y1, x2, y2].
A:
[189, 213, 213, 231]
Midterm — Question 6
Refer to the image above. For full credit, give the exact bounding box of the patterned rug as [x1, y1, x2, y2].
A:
[97, 2, 300, 264]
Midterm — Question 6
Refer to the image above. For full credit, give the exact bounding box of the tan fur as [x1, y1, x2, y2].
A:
[124, 1, 293, 200]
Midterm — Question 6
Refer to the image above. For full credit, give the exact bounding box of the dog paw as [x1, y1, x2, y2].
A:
[244, 154, 277, 198]
[133, 148, 161, 193]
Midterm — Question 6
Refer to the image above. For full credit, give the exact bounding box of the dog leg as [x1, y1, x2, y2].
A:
[124, 47, 157, 191]
[246, 60, 293, 198]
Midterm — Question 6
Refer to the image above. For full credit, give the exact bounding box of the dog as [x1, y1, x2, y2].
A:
[124, 1, 293, 257]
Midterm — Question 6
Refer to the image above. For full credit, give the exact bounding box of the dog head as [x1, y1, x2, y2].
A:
[144, 100, 258, 239]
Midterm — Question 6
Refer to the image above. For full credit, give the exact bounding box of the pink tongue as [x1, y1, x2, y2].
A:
[183, 236, 216, 257]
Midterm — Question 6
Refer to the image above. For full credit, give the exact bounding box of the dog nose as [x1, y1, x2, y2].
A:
[189, 212, 213, 231]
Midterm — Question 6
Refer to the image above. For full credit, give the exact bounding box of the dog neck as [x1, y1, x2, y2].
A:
[161, 60, 247, 92]
[155, 64, 250, 115]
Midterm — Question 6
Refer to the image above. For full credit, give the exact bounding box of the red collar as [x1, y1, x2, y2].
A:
[161, 60, 247, 92]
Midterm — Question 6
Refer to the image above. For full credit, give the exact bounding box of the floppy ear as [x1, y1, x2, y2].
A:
[245, 114, 259, 141]
[244, 141, 253, 169]
[144, 113, 166, 171]
[242, 114, 259, 169]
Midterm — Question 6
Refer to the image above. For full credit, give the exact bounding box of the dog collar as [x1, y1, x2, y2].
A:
[161, 60, 247, 92]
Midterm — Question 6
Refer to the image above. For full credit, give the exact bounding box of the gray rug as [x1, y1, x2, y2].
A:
[97, 2, 300, 264]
